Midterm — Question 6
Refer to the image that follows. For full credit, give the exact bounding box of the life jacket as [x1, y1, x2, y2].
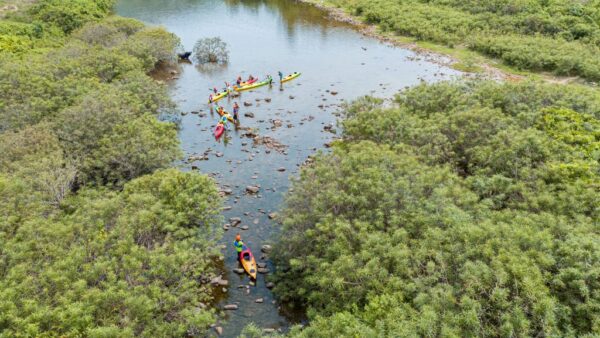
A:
[234, 240, 244, 252]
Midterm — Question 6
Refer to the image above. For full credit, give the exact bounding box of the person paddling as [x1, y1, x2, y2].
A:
[236, 76, 242, 85]
[278, 71, 283, 82]
[233, 234, 244, 260]
[233, 102, 239, 123]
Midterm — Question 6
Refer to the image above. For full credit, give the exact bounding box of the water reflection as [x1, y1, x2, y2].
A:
[196, 62, 229, 77]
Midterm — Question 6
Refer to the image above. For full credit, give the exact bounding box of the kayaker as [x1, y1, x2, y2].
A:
[267, 75, 273, 85]
[236, 76, 242, 85]
[278, 71, 283, 82]
[213, 87, 218, 94]
[208, 94, 213, 103]
[233, 102, 239, 122]
[233, 234, 244, 260]
[248, 75, 254, 82]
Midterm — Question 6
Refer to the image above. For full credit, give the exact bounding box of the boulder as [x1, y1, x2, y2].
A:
[255, 298, 264, 303]
[246, 186, 260, 194]
[223, 304, 238, 310]
[229, 217, 241, 226]
[215, 326, 223, 335]
[265, 282, 275, 289]
[244, 112, 255, 118]
[210, 276, 228, 286]
[261, 245, 272, 253]
[268, 212, 278, 220]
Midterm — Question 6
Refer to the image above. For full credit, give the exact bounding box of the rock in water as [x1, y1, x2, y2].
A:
[261, 244, 272, 253]
[223, 304, 238, 310]
[246, 186, 260, 194]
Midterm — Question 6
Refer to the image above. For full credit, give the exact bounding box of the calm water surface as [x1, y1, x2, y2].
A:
[116, 0, 460, 336]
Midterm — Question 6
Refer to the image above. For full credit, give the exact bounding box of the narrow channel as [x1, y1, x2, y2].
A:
[116, 0, 460, 336]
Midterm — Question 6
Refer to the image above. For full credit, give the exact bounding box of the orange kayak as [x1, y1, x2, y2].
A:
[240, 246, 257, 279]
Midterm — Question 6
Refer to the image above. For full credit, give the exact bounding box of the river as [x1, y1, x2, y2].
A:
[116, 0, 460, 336]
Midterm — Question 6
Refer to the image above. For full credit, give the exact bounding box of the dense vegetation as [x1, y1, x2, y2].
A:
[274, 81, 600, 337]
[317, 0, 600, 81]
[1, 1, 223, 335]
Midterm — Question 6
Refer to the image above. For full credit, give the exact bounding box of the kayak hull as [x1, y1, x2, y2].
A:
[234, 79, 271, 92]
[240, 246, 257, 279]
[239, 78, 258, 86]
[281, 72, 301, 83]
[216, 108, 235, 123]
[214, 124, 224, 138]
[208, 90, 229, 104]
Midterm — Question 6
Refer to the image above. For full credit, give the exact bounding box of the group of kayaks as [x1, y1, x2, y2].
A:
[213, 105, 234, 138]
[210, 72, 302, 139]
[208, 72, 301, 104]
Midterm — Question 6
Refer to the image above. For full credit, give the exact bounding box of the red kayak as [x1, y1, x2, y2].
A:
[214, 123, 224, 138]
[235, 77, 258, 87]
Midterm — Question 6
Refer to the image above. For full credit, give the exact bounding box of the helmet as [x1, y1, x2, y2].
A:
[236, 234, 241, 241]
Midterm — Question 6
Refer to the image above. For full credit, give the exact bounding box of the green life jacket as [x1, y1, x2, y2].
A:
[234, 240, 244, 252]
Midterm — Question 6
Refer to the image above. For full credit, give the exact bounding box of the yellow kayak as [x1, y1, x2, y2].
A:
[240, 246, 257, 280]
[208, 90, 228, 104]
[234, 77, 272, 92]
[281, 72, 301, 83]
[216, 107, 235, 123]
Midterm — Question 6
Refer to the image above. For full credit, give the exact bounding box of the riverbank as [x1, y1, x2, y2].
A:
[295, 0, 594, 86]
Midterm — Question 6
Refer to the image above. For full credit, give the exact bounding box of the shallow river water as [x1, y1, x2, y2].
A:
[116, 0, 460, 336]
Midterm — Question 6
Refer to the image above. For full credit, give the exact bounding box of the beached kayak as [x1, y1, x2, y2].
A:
[216, 107, 235, 123]
[234, 77, 272, 92]
[214, 123, 224, 138]
[208, 90, 228, 104]
[281, 72, 301, 83]
[240, 245, 257, 279]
